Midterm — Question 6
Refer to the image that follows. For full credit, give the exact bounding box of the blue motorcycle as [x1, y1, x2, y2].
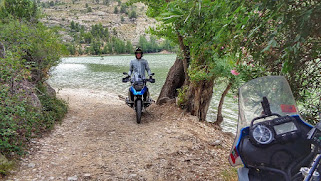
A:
[122, 72, 155, 124]
[229, 76, 321, 181]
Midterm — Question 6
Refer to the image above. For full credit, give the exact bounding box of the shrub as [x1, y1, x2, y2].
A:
[129, 10, 137, 19]
[0, 20, 67, 82]
[114, 7, 118, 14]
[87, 7, 92, 13]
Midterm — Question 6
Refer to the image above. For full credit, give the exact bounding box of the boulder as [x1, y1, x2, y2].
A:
[20, 80, 42, 109]
[44, 82, 56, 97]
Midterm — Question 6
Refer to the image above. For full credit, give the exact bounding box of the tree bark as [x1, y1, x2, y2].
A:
[156, 57, 185, 105]
[177, 32, 190, 85]
[214, 82, 232, 126]
[185, 79, 215, 121]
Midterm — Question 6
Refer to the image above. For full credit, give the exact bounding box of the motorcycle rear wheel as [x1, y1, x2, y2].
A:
[136, 99, 142, 124]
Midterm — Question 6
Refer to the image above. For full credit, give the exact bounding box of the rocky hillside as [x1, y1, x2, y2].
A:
[39, 0, 157, 45]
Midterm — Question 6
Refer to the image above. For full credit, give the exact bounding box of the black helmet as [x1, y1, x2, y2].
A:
[135, 48, 143, 55]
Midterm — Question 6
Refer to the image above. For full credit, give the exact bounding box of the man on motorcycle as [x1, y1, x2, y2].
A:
[127, 48, 152, 102]
[128, 48, 152, 79]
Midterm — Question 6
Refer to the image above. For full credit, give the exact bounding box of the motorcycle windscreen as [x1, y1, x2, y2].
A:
[229, 76, 301, 166]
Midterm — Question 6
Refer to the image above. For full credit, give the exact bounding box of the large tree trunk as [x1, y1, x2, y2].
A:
[157, 32, 215, 122]
[185, 79, 215, 121]
[156, 57, 185, 105]
[157, 31, 190, 105]
[214, 82, 232, 126]
[177, 33, 190, 85]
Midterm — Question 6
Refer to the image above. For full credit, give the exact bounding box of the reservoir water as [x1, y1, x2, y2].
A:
[48, 54, 238, 133]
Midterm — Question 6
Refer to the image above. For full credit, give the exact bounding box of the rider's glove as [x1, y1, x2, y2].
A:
[149, 76, 155, 83]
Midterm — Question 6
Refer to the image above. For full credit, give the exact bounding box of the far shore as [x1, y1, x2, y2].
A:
[64, 50, 176, 58]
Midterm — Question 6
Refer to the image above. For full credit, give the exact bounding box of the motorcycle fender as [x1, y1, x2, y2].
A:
[238, 167, 250, 181]
[130, 86, 147, 95]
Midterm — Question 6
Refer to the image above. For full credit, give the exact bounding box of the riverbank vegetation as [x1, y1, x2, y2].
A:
[0, 0, 68, 176]
[133, 0, 320, 125]
[66, 21, 177, 55]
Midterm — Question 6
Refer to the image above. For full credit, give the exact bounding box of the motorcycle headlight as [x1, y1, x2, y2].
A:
[251, 124, 274, 145]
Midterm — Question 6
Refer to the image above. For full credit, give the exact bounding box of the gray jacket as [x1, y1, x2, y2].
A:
[128, 58, 151, 79]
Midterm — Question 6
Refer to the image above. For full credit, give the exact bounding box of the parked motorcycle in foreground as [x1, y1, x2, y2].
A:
[229, 76, 321, 181]
[122, 72, 155, 124]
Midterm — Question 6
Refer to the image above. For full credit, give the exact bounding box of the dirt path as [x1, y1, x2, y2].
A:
[6, 88, 235, 181]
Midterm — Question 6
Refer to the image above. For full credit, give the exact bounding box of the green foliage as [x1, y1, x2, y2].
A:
[82, 32, 93, 44]
[67, 43, 76, 55]
[0, 20, 67, 82]
[103, 0, 109, 5]
[0, 1, 68, 174]
[0, 156, 14, 176]
[138, 35, 168, 53]
[87, 6, 92, 13]
[177, 86, 188, 108]
[134, 0, 249, 82]
[112, 37, 125, 54]
[0, 49, 67, 172]
[90, 41, 102, 55]
[107, 43, 113, 54]
[160, 39, 177, 52]
[125, 41, 134, 54]
[0, 54, 67, 156]
[70, 20, 80, 32]
[0, 0, 39, 23]
[129, 10, 137, 19]
[120, 4, 128, 13]
[90, 23, 109, 40]
[136, 0, 320, 123]
[66, 22, 137, 55]
[102, 44, 109, 54]
[117, 0, 121, 6]
[0, 82, 67, 156]
[36, 83, 68, 130]
[114, 6, 118, 14]
[138, 35, 149, 52]
[240, 0, 321, 123]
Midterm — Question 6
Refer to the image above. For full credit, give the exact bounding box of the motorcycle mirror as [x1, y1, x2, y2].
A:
[261, 97, 272, 116]
[123, 72, 128, 75]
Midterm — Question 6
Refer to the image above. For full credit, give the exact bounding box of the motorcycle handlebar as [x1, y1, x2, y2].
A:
[122, 77, 155, 83]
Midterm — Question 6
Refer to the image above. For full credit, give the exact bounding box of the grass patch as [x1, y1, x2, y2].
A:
[221, 167, 238, 181]
[0, 154, 14, 176]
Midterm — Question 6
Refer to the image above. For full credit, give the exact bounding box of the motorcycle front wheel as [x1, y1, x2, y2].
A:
[136, 99, 142, 124]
